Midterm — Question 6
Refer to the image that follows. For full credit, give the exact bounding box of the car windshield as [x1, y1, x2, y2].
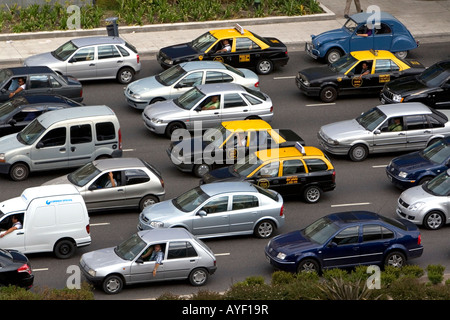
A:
[17, 119, 46, 145]
[0, 69, 13, 88]
[231, 153, 264, 177]
[424, 170, 450, 196]
[190, 32, 217, 52]
[173, 186, 210, 212]
[224, 63, 245, 78]
[156, 64, 186, 86]
[420, 139, 450, 164]
[114, 233, 148, 261]
[343, 19, 358, 32]
[417, 63, 448, 87]
[174, 87, 206, 110]
[52, 40, 79, 61]
[0, 97, 28, 121]
[329, 54, 358, 73]
[68, 162, 101, 187]
[303, 216, 340, 245]
[355, 107, 387, 131]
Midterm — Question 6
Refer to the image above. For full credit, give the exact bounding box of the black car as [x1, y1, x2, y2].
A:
[380, 60, 450, 108]
[0, 248, 34, 289]
[156, 24, 289, 75]
[0, 94, 83, 137]
[167, 119, 304, 177]
[296, 50, 425, 103]
[0, 66, 83, 103]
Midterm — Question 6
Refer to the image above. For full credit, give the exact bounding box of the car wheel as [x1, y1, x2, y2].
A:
[418, 176, 433, 185]
[325, 48, 342, 64]
[349, 144, 368, 162]
[394, 51, 408, 59]
[9, 163, 29, 181]
[117, 67, 135, 84]
[189, 268, 209, 286]
[139, 195, 159, 211]
[319, 86, 338, 103]
[150, 97, 165, 105]
[103, 275, 124, 294]
[54, 239, 76, 259]
[423, 211, 445, 230]
[256, 59, 273, 75]
[165, 122, 186, 138]
[303, 185, 322, 203]
[193, 163, 211, 178]
[384, 251, 406, 269]
[297, 258, 320, 273]
[254, 220, 275, 239]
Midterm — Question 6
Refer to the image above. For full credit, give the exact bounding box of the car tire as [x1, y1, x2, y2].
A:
[139, 195, 159, 211]
[189, 268, 209, 286]
[297, 258, 320, 273]
[423, 211, 445, 230]
[54, 239, 76, 259]
[117, 67, 135, 84]
[103, 275, 124, 294]
[394, 51, 408, 60]
[165, 122, 186, 138]
[254, 220, 275, 239]
[384, 251, 406, 268]
[9, 162, 29, 181]
[150, 97, 165, 105]
[303, 185, 322, 203]
[325, 48, 342, 64]
[319, 86, 338, 103]
[193, 163, 211, 178]
[256, 59, 273, 75]
[349, 144, 368, 162]
[418, 176, 433, 185]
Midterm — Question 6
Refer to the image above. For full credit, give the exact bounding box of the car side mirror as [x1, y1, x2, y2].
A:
[374, 129, 381, 135]
[198, 210, 207, 217]
[347, 72, 354, 78]
[194, 106, 202, 112]
[135, 258, 144, 264]
[328, 242, 337, 248]
[36, 142, 44, 149]
[8, 119, 16, 126]
[88, 184, 98, 191]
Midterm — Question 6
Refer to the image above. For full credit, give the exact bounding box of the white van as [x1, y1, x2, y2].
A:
[0, 184, 91, 258]
[0, 105, 122, 181]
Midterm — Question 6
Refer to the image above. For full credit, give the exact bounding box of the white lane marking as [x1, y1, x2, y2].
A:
[373, 165, 387, 168]
[331, 202, 371, 208]
[123, 149, 135, 152]
[273, 76, 296, 80]
[33, 268, 49, 272]
[305, 103, 336, 107]
[90, 223, 110, 226]
[215, 253, 231, 257]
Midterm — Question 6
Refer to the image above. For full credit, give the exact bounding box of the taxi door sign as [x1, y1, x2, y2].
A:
[286, 176, 298, 184]
[213, 56, 224, 63]
[257, 179, 270, 189]
[379, 74, 390, 83]
[239, 54, 250, 62]
[352, 77, 363, 87]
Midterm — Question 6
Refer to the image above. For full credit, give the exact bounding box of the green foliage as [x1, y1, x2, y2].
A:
[427, 264, 446, 285]
[0, 282, 94, 300]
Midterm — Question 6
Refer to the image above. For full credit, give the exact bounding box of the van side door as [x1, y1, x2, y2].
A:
[31, 126, 68, 171]
[68, 122, 95, 168]
[0, 213, 25, 252]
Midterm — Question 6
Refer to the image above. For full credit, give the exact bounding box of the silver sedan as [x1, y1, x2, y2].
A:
[124, 61, 260, 110]
[138, 181, 284, 239]
[142, 83, 273, 137]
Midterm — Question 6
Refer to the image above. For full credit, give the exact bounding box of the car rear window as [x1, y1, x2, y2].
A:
[95, 122, 116, 141]
[125, 42, 138, 54]
[254, 184, 278, 201]
[243, 86, 266, 101]
[377, 214, 407, 231]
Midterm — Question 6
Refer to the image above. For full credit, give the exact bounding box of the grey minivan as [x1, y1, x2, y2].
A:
[79, 228, 217, 294]
[24, 36, 141, 84]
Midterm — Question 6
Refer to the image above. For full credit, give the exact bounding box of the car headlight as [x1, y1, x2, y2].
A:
[392, 94, 404, 103]
[150, 221, 164, 228]
[131, 93, 141, 99]
[408, 202, 425, 211]
[151, 118, 163, 124]
[164, 59, 173, 65]
[398, 171, 408, 178]
[0, 153, 5, 163]
[276, 252, 287, 260]
[88, 269, 96, 277]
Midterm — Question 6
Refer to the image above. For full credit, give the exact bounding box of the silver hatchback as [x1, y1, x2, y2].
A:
[142, 83, 273, 137]
[138, 181, 285, 239]
[23, 36, 141, 84]
[79, 228, 217, 294]
[43, 158, 165, 212]
[124, 61, 260, 110]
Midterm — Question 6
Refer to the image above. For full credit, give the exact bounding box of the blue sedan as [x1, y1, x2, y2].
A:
[386, 136, 450, 189]
[305, 12, 419, 64]
[265, 211, 423, 273]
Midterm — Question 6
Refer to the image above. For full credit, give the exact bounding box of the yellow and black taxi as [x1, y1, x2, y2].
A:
[200, 142, 336, 203]
[167, 119, 304, 177]
[156, 24, 289, 75]
[296, 50, 425, 103]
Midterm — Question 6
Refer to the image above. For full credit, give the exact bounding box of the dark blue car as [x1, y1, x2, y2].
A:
[305, 12, 419, 64]
[265, 211, 423, 273]
[386, 136, 450, 189]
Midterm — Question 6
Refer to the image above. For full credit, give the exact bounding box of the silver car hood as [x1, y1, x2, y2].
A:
[143, 100, 183, 119]
[400, 185, 438, 204]
[142, 199, 183, 220]
[0, 134, 28, 154]
[127, 76, 163, 94]
[81, 247, 127, 269]
[320, 119, 367, 140]
[42, 175, 82, 190]
[24, 52, 60, 67]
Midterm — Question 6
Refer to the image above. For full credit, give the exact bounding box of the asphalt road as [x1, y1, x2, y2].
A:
[1, 42, 450, 300]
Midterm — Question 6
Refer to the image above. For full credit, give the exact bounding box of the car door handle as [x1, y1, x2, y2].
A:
[71, 147, 76, 152]
[117, 189, 124, 192]
[59, 147, 66, 152]
[398, 133, 405, 136]
[117, 60, 123, 63]
[424, 130, 431, 133]
[89, 63, 95, 66]
[214, 112, 219, 115]
[17, 232, 24, 235]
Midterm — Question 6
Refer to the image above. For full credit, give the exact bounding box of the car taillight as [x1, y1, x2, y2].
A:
[80, 88, 83, 97]
[332, 170, 336, 183]
[270, 106, 273, 113]
[160, 177, 165, 188]
[280, 204, 284, 217]
[86, 224, 90, 234]
[285, 50, 288, 56]
[418, 234, 421, 245]
[118, 128, 122, 150]
[18, 264, 32, 275]
[254, 82, 259, 88]
[137, 54, 140, 64]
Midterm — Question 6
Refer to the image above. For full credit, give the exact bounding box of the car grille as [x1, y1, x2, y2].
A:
[382, 88, 394, 100]
[140, 213, 149, 223]
[399, 198, 409, 208]
[144, 113, 151, 121]
[296, 73, 308, 85]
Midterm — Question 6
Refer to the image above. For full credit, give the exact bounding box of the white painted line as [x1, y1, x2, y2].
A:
[305, 103, 336, 107]
[273, 76, 296, 80]
[123, 149, 135, 152]
[372, 165, 387, 168]
[331, 202, 371, 208]
[90, 223, 110, 226]
[215, 253, 231, 257]
[33, 268, 49, 272]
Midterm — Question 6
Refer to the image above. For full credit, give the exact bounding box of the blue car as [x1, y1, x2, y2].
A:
[386, 136, 450, 189]
[305, 12, 419, 64]
[265, 211, 423, 273]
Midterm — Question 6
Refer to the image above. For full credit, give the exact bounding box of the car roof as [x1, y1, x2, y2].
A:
[196, 83, 245, 95]
[6, 66, 53, 76]
[200, 181, 256, 195]
[350, 50, 397, 60]
[12, 94, 68, 105]
[256, 145, 325, 162]
[210, 27, 254, 39]
[93, 157, 144, 170]
[350, 12, 399, 24]
[222, 119, 272, 131]
[139, 228, 194, 243]
[180, 61, 229, 71]
[21, 184, 80, 204]
[70, 36, 125, 47]
[328, 211, 382, 224]
[376, 102, 431, 117]
[37, 105, 115, 128]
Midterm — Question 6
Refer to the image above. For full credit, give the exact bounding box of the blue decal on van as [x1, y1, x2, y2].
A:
[45, 199, 73, 205]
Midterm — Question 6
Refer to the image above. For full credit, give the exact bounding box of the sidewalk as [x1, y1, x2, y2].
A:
[0, 0, 449, 65]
